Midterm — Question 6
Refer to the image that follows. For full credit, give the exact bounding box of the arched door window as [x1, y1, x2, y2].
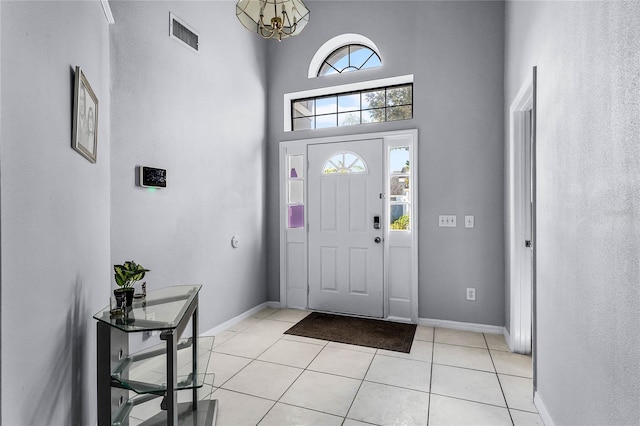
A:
[322, 151, 367, 174]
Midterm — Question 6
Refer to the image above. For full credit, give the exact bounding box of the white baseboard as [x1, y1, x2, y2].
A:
[503, 326, 514, 351]
[386, 316, 412, 324]
[418, 318, 504, 334]
[534, 391, 554, 426]
[201, 301, 280, 336]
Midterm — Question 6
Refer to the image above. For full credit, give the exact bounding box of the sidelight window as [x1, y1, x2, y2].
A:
[389, 146, 411, 230]
[287, 154, 305, 228]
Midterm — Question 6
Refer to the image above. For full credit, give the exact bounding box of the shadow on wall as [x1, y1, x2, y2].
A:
[28, 280, 87, 425]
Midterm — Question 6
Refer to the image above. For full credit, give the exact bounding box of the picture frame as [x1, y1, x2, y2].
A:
[72, 66, 99, 163]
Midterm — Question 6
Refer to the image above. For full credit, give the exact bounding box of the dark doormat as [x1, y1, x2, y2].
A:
[284, 312, 417, 353]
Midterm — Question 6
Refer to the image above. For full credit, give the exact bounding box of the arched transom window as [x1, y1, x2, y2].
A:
[318, 44, 381, 77]
[308, 34, 382, 78]
[322, 151, 367, 174]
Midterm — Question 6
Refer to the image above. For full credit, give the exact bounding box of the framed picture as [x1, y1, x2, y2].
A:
[72, 66, 99, 163]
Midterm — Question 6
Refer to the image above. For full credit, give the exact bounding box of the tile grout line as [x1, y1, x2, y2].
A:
[212, 316, 295, 404]
[224, 327, 302, 426]
[426, 327, 435, 426]
[338, 346, 377, 424]
[255, 331, 332, 425]
[429, 391, 515, 411]
[484, 333, 515, 426]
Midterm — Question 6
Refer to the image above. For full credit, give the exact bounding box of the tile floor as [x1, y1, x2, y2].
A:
[129, 308, 544, 426]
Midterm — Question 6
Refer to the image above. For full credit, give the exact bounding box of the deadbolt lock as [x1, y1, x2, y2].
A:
[373, 215, 380, 230]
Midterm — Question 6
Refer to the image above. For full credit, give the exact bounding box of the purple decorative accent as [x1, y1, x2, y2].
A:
[288, 205, 304, 228]
[290, 168, 298, 178]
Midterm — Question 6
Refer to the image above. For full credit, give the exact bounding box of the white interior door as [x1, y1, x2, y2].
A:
[308, 139, 384, 317]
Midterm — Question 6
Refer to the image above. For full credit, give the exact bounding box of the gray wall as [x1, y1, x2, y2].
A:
[266, 1, 506, 325]
[505, 1, 640, 424]
[1, 2, 111, 424]
[0, 1, 268, 423]
[110, 1, 268, 331]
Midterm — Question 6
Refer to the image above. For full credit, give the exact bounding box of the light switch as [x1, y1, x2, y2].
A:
[438, 215, 457, 227]
[465, 215, 475, 228]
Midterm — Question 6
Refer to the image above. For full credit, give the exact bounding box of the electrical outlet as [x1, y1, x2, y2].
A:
[144, 312, 159, 337]
[466, 288, 476, 301]
[439, 215, 457, 227]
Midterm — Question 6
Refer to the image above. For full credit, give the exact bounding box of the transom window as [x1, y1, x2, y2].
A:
[322, 151, 367, 174]
[292, 83, 413, 131]
[318, 44, 381, 77]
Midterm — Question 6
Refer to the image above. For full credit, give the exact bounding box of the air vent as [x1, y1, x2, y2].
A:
[169, 13, 199, 53]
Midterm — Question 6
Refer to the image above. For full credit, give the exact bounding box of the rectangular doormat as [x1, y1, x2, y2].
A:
[284, 312, 417, 353]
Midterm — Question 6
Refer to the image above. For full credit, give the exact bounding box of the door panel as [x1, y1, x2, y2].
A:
[308, 139, 383, 317]
[320, 247, 338, 291]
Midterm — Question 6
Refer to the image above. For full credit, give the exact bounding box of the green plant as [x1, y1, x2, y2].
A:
[391, 214, 410, 230]
[114, 260, 150, 289]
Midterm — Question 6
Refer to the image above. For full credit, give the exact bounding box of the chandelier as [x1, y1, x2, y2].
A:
[236, 0, 310, 41]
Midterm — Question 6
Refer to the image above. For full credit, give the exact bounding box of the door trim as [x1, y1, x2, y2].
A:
[507, 72, 535, 354]
[279, 129, 419, 323]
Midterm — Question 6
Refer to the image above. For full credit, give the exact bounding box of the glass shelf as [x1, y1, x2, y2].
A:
[93, 285, 201, 333]
[110, 336, 215, 396]
[96, 285, 215, 425]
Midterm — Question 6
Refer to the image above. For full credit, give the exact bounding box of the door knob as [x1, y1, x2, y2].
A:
[374, 237, 381, 244]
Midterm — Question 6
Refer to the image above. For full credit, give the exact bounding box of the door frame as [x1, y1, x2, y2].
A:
[506, 69, 537, 354]
[279, 129, 419, 323]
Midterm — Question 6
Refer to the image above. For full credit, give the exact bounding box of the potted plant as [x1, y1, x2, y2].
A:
[114, 260, 150, 307]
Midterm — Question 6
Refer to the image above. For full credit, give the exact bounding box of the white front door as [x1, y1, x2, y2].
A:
[307, 139, 384, 317]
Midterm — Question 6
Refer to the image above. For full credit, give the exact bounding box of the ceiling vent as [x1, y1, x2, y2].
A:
[170, 13, 199, 53]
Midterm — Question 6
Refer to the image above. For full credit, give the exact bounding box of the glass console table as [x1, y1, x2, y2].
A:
[94, 285, 218, 425]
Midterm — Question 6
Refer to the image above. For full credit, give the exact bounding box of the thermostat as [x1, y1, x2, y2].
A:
[139, 166, 167, 188]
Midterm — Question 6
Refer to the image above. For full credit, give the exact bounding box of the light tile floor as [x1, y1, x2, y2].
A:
[129, 308, 544, 426]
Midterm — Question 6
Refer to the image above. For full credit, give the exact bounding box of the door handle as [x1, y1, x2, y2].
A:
[374, 237, 382, 244]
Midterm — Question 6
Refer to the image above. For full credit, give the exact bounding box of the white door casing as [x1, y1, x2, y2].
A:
[279, 130, 418, 323]
[307, 140, 384, 318]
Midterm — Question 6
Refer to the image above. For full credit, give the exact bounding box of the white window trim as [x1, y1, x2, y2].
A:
[283, 74, 414, 132]
[308, 33, 381, 79]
